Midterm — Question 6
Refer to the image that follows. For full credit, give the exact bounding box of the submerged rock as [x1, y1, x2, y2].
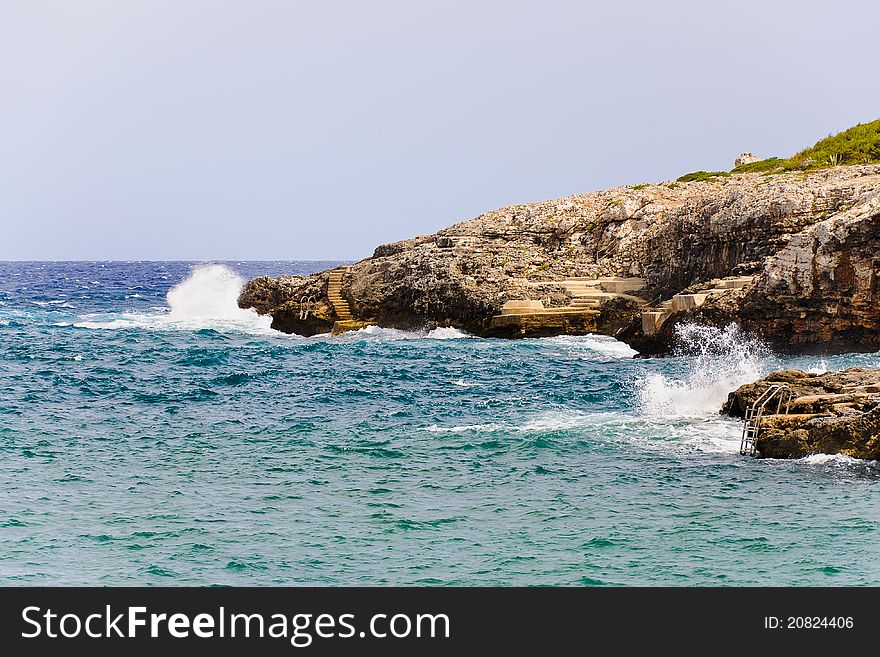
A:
[723, 368, 880, 460]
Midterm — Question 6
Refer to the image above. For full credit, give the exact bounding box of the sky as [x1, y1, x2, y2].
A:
[1, 0, 878, 261]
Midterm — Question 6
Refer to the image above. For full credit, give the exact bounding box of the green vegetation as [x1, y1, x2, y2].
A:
[785, 120, 880, 170]
[631, 183, 649, 190]
[682, 120, 880, 181]
[730, 157, 785, 174]
[676, 170, 731, 183]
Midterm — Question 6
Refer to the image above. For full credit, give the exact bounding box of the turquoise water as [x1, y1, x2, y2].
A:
[2, 261, 879, 586]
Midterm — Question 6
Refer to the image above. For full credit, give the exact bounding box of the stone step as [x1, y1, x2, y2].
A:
[641, 310, 670, 335]
[326, 267, 353, 319]
[570, 290, 615, 298]
[717, 276, 754, 289]
[671, 293, 709, 312]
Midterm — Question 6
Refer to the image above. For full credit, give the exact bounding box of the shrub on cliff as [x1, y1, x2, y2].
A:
[786, 119, 880, 169]
[729, 119, 880, 175]
[676, 170, 731, 183]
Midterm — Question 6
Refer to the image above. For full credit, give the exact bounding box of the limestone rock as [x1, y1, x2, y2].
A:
[734, 152, 761, 167]
[722, 367, 880, 460]
[722, 367, 880, 417]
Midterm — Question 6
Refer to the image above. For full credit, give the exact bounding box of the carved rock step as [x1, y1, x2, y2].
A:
[327, 267, 353, 319]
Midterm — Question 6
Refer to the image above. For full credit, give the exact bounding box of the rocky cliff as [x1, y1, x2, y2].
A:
[240, 164, 880, 353]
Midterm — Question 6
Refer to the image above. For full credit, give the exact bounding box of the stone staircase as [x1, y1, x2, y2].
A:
[557, 277, 647, 310]
[641, 276, 754, 335]
[327, 268, 352, 320]
[489, 277, 646, 338]
[499, 277, 647, 316]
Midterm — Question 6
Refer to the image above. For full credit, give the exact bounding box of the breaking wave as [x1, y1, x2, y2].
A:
[333, 325, 472, 342]
[536, 334, 637, 359]
[72, 265, 275, 334]
[807, 359, 828, 375]
[637, 323, 771, 417]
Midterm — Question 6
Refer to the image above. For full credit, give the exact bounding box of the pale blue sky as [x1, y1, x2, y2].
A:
[2, 0, 878, 260]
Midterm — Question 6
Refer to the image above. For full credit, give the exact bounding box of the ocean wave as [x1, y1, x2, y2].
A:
[420, 408, 744, 454]
[798, 453, 877, 468]
[535, 334, 637, 358]
[71, 264, 277, 336]
[333, 325, 473, 342]
[426, 326, 471, 339]
[420, 409, 608, 434]
[806, 359, 828, 375]
[795, 453, 880, 477]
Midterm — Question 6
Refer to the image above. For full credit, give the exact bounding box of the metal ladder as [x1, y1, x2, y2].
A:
[740, 384, 792, 456]
[299, 296, 316, 320]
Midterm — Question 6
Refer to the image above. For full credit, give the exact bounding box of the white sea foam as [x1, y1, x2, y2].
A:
[807, 359, 828, 375]
[426, 326, 470, 339]
[420, 422, 507, 434]
[73, 264, 275, 335]
[799, 453, 866, 466]
[420, 410, 619, 434]
[538, 334, 637, 359]
[334, 324, 473, 342]
[419, 408, 744, 455]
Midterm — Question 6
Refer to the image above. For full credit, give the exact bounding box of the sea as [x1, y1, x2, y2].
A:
[1, 261, 879, 586]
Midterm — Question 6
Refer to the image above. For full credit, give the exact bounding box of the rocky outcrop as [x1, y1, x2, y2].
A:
[722, 368, 880, 460]
[239, 165, 880, 351]
[239, 273, 336, 336]
[734, 152, 761, 167]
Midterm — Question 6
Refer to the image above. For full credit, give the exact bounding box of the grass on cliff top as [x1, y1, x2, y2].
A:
[678, 119, 880, 181]
[676, 170, 731, 183]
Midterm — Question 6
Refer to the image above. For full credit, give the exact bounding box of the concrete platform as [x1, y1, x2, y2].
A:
[642, 310, 670, 335]
[488, 310, 598, 339]
[501, 300, 546, 315]
[331, 319, 376, 335]
[671, 293, 710, 312]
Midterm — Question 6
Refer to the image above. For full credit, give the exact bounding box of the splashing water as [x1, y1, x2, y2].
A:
[638, 323, 771, 416]
[167, 265, 256, 322]
[333, 325, 473, 342]
[807, 359, 828, 375]
[426, 326, 471, 339]
[74, 264, 274, 333]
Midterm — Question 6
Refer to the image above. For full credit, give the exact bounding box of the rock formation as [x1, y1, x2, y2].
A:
[722, 368, 880, 460]
[239, 164, 880, 353]
[734, 152, 761, 168]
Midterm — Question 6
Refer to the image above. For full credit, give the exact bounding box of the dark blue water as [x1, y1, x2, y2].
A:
[1, 262, 879, 585]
